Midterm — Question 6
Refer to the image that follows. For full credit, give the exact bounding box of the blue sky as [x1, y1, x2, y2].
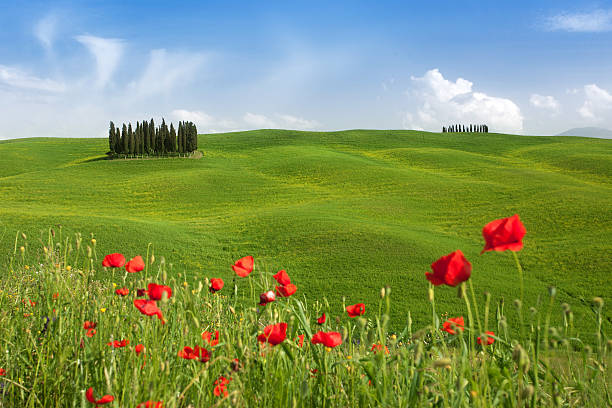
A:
[1, 0, 612, 138]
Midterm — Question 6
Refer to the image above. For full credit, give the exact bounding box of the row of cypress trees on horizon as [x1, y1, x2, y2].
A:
[442, 124, 488, 133]
[107, 119, 198, 157]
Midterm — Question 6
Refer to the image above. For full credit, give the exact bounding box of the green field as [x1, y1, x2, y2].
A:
[0, 130, 610, 338]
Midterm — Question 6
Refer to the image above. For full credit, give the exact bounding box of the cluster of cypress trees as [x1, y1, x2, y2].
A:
[107, 119, 198, 157]
[442, 124, 488, 133]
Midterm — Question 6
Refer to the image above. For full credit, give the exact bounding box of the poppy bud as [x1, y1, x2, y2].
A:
[380, 287, 386, 298]
[512, 344, 530, 372]
[20, 246, 25, 254]
[521, 385, 534, 400]
[21, 232, 27, 240]
[548, 286, 556, 297]
[428, 287, 434, 302]
[592, 297, 604, 308]
[513, 299, 522, 310]
[433, 358, 452, 369]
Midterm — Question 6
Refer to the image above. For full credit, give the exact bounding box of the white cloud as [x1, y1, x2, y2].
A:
[0, 65, 65, 92]
[276, 114, 319, 129]
[530, 94, 560, 111]
[243, 112, 277, 128]
[170, 109, 238, 132]
[578, 84, 612, 120]
[76, 35, 124, 88]
[546, 9, 612, 32]
[130, 49, 205, 96]
[242, 112, 320, 130]
[34, 14, 58, 51]
[405, 69, 523, 133]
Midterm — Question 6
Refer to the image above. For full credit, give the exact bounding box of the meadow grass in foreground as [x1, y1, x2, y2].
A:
[0, 216, 610, 407]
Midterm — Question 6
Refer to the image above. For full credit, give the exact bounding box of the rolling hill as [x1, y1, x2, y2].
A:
[0, 130, 610, 337]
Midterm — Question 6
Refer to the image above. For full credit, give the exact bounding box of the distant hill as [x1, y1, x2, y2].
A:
[556, 127, 612, 139]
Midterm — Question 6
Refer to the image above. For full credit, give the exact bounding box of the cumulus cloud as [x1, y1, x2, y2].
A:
[130, 49, 205, 96]
[170, 109, 238, 132]
[546, 9, 612, 32]
[76, 35, 124, 88]
[578, 84, 612, 120]
[0, 65, 65, 92]
[405, 69, 523, 133]
[243, 112, 277, 128]
[530, 94, 560, 111]
[242, 112, 319, 130]
[34, 14, 58, 51]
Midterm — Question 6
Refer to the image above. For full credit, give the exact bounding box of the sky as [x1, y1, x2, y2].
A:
[1, 0, 612, 138]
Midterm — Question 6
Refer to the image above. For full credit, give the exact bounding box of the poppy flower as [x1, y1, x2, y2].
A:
[85, 387, 114, 405]
[311, 331, 343, 348]
[346, 303, 365, 317]
[83, 321, 97, 330]
[370, 343, 390, 354]
[259, 290, 276, 306]
[273, 270, 291, 286]
[477, 331, 495, 345]
[209, 278, 224, 293]
[136, 402, 163, 408]
[147, 283, 172, 301]
[231, 358, 242, 372]
[102, 253, 125, 268]
[115, 287, 129, 296]
[442, 317, 465, 335]
[107, 339, 129, 348]
[481, 214, 526, 254]
[86, 329, 97, 337]
[135, 344, 145, 355]
[276, 283, 297, 298]
[53, 292, 59, 299]
[134, 299, 165, 323]
[214, 375, 231, 397]
[136, 288, 148, 297]
[232, 256, 254, 277]
[425, 250, 472, 287]
[178, 345, 210, 362]
[202, 330, 219, 347]
[317, 313, 326, 324]
[0, 368, 6, 376]
[257, 322, 287, 346]
[126, 255, 145, 273]
[297, 334, 305, 348]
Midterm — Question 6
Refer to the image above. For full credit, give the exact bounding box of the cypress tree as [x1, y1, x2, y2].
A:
[121, 124, 128, 155]
[192, 122, 198, 151]
[128, 123, 134, 155]
[142, 120, 149, 154]
[169, 123, 177, 153]
[109, 122, 116, 154]
[150, 119, 156, 154]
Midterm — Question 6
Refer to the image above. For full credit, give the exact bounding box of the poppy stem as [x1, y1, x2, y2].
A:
[511, 251, 524, 305]
[461, 283, 475, 353]
[467, 280, 483, 336]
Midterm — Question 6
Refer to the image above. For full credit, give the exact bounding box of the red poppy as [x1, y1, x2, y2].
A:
[477, 331, 495, 345]
[209, 278, 224, 293]
[346, 303, 365, 317]
[107, 339, 129, 348]
[86, 329, 97, 337]
[22, 299, 36, 307]
[136, 288, 148, 297]
[317, 313, 326, 324]
[425, 250, 472, 287]
[136, 402, 163, 408]
[231, 358, 242, 372]
[147, 283, 172, 301]
[311, 331, 343, 348]
[442, 317, 465, 335]
[214, 375, 231, 397]
[370, 343, 390, 354]
[53, 292, 59, 299]
[133, 299, 165, 323]
[276, 283, 297, 298]
[257, 322, 287, 346]
[259, 290, 276, 306]
[115, 287, 129, 296]
[0, 368, 6, 376]
[273, 270, 291, 285]
[481, 214, 526, 254]
[83, 321, 97, 330]
[178, 345, 210, 362]
[202, 330, 219, 347]
[297, 334, 305, 348]
[102, 253, 125, 268]
[85, 387, 114, 405]
[232, 256, 254, 277]
[126, 255, 145, 273]
[135, 344, 145, 355]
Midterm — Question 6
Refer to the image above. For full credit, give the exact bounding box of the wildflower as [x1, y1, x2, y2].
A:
[66, 265, 72, 271]
[85, 387, 114, 405]
[178, 346, 210, 362]
[442, 317, 465, 335]
[477, 331, 495, 346]
[214, 375, 231, 397]
[134, 299, 165, 323]
[137, 288, 148, 297]
[426, 250, 471, 287]
[258, 290, 276, 306]
[311, 331, 343, 348]
[297, 334, 305, 348]
[481, 214, 526, 254]
[346, 303, 365, 317]
[86, 329, 97, 337]
[275, 283, 297, 298]
[147, 283, 172, 301]
[202, 330, 219, 347]
[273, 269, 291, 285]
[370, 343, 390, 354]
[83, 321, 97, 330]
[231, 358, 242, 372]
[126, 255, 145, 273]
[102, 253, 126, 268]
[136, 402, 163, 408]
[232, 255, 254, 277]
[115, 287, 129, 296]
[100, 308, 106, 313]
[257, 322, 287, 346]
[53, 292, 59, 299]
[135, 344, 145, 355]
[209, 278, 224, 293]
[317, 313, 326, 324]
[107, 339, 129, 348]
[0, 368, 5, 376]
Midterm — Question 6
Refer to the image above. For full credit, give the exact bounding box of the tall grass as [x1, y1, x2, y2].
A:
[0, 228, 609, 407]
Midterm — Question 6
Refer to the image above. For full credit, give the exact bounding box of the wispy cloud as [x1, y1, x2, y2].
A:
[546, 9, 612, 32]
[578, 84, 612, 120]
[34, 14, 59, 51]
[0, 65, 65, 92]
[75, 35, 124, 88]
[530, 94, 560, 111]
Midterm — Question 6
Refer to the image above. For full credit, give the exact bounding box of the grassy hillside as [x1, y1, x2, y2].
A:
[0, 130, 610, 338]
